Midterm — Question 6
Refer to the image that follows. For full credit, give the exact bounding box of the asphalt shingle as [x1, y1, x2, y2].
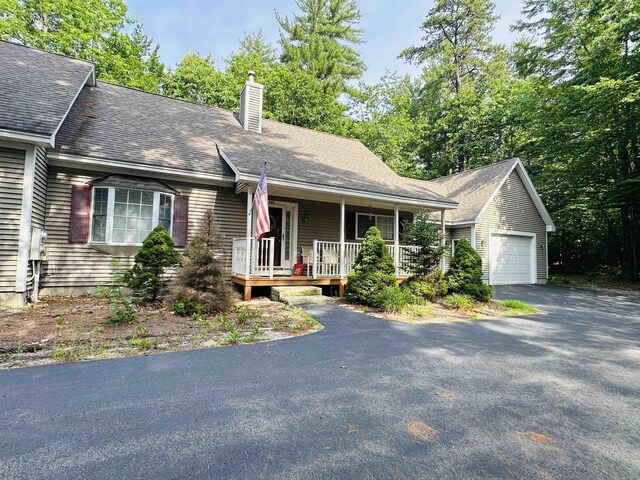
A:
[0, 41, 93, 136]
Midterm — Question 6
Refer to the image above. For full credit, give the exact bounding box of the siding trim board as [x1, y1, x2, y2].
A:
[15, 145, 36, 294]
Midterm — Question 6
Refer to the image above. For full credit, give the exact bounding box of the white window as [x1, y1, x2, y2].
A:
[356, 213, 395, 241]
[91, 187, 173, 245]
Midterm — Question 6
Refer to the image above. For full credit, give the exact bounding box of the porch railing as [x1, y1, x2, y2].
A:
[232, 238, 420, 279]
[232, 237, 275, 279]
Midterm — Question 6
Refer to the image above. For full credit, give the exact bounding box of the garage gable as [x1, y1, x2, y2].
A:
[476, 169, 548, 283]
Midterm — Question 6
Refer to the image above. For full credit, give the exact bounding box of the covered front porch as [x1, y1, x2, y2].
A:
[229, 184, 451, 300]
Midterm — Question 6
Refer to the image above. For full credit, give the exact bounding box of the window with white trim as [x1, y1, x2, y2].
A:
[91, 187, 173, 245]
[356, 213, 395, 241]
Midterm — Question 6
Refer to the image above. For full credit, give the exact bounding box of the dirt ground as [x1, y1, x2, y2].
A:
[0, 295, 322, 369]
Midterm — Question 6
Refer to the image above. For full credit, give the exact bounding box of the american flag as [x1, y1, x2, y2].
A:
[253, 163, 270, 241]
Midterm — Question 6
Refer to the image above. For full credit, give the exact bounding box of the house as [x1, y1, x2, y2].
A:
[0, 42, 555, 307]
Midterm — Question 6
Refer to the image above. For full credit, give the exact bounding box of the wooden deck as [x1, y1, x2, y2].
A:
[231, 275, 346, 300]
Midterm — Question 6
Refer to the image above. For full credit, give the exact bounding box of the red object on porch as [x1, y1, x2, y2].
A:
[293, 263, 304, 276]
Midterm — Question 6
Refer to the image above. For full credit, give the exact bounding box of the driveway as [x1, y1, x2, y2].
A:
[1, 285, 639, 479]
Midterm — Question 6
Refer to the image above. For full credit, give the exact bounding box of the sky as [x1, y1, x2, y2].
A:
[127, 0, 526, 84]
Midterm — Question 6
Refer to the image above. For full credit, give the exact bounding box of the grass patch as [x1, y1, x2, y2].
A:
[401, 304, 433, 318]
[502, 299, 536, 314]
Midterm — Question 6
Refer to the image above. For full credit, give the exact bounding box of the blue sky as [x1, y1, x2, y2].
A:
[127, 0, 525, 84]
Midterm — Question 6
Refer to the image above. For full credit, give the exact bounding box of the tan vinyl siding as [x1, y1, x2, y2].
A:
[444, 227, 472, 270]
[0, 148, 25, 293]
[476, 170, 547, 283]
[296, 199, 340, 247]
[41, 167, 245, 290]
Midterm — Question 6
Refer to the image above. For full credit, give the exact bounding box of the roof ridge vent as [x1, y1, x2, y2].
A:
[239, 71, 263, 133]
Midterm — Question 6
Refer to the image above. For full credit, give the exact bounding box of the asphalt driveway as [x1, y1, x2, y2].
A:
[1, 285, 639, 479]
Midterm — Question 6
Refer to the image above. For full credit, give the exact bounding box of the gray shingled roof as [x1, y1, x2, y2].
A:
[420, 159, 519, 222]
[55, 81, 455, 205]
[0, 41, 93, 136]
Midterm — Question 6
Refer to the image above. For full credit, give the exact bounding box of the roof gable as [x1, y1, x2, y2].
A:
[0, 41, 94, 145]
[424, 159, 555, 230]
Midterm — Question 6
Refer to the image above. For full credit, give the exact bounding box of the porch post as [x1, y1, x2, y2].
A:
[440, 209, 446, 272]
[245, 187, 253, 279]
[394, 205, 400, 276]
[312, 239, 318, 279]
[339, 198, 346, 279]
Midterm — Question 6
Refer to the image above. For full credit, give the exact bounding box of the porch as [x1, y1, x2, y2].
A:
[230, 184, 450, 301]
[231, 238, 420, 300]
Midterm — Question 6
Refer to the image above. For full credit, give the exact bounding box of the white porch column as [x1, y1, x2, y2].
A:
[440, 209, 446, 272]
[245, 187, 253, 278]
[339, 198, 346, 279]
[394, 205, 400, 276]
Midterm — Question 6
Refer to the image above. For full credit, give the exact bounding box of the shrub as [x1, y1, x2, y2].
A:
[443, 293, 475, 311]
[445, 238, 492, 302]
[376, 285, 411, 313]
[170, 210, 238, 314]
[124, 226, 181, 302]
[172, 298, 209, 316]
[344, 226, 396, 306]
[402, 210, 446, 277]
[402, 267, 448, 302]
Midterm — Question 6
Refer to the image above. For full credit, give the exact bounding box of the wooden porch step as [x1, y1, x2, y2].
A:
[279, 295, 335, 306]
[271, 286, 322, 301]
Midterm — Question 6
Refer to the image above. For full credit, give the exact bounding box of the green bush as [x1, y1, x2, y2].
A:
[445, 238, 492, 302]
[124, 226, 181, 301]
[344, 226, 397, 306]
[401, 267, 448, 302]
[376, 285, 411, 313]
[170, 210, 237, 313]
[172, 298, 210, 316]
[443, 293, 475, 311]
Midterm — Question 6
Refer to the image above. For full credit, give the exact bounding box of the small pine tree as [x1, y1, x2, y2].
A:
[170, 210, 237, 314]
[445, 238, 492, 302]
[345, 226, 397, 305]
[402, 210, 446, 278]
[124, 226, 181, 302]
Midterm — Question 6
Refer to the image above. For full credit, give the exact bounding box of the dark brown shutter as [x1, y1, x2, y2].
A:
[346, 211, 356, 240]
[69, 185, 92, 243]
[172, 195, 189, 247]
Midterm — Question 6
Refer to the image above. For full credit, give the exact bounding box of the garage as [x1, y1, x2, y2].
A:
[489, 232, 536, 285]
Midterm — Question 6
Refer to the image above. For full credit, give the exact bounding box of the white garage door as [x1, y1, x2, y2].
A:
[489, 234, 535, 285]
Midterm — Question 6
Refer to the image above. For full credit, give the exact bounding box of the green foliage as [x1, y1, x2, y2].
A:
[502, 299, 535, 314]
[101, 262, 137, 324]
[0, 0, 165, 92]
[344, 227, 397, 305]
[170, 210, 237, 313]
[124, 226, 181, 302]
[401, 210, 446, 277]
[443, 293, 475, 311]
[376, 286, 411, 313]
[445, 238, 492, 302]
[401, 268, 448, 302]
[172, 298, 209, 317]
[277, 0, 365, 92]
[163, 53, 224, 105]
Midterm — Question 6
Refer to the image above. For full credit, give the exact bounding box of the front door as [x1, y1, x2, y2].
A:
[265, 207, 283, 267]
